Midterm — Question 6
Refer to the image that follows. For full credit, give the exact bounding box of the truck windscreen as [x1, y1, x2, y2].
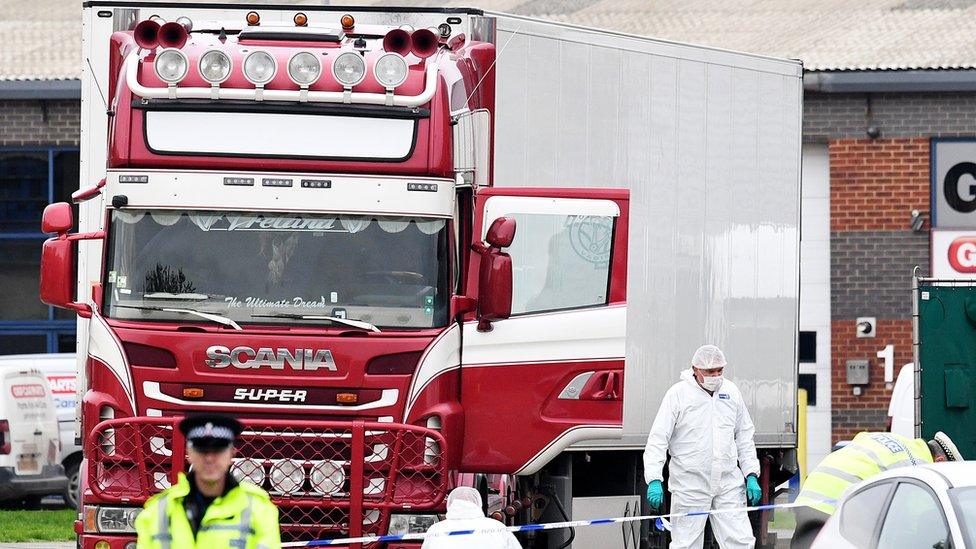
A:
[102, 210, 451, 329]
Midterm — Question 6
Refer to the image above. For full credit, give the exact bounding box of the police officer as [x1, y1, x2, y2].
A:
[791, 430, 962, 549]
[135, 413, 281, 549]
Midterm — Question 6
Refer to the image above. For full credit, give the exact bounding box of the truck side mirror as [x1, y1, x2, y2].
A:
[474, 217, 515, 331]
[39, 202, 92, 317]
[41, 202, 73, 234]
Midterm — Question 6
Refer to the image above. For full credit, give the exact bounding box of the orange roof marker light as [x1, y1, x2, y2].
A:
[294, 12, 308, 27]
[340, 14, 355, 30]
[246, 11, 260, 26]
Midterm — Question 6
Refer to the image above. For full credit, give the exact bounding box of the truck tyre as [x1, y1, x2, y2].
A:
[64, 460, 80, 510]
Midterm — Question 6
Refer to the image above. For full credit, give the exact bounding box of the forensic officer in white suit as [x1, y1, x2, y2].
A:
[643, 345, 761, 549]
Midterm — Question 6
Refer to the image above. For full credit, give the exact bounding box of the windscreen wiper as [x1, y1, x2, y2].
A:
[143, 292, 210, 301]
[116, 304, 242, 331]
[250, 312, 380, 332]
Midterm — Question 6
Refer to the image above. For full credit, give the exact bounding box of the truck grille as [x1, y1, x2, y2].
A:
[86, 417, 448, 542]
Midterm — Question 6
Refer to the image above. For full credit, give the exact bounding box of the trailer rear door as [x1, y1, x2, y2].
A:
[460, 187, 628, 475]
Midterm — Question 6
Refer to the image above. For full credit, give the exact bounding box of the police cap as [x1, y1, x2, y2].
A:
[179, 413, 243, 451]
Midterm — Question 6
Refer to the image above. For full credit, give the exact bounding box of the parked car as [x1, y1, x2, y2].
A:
[811, 462, 976, 549]
[0, 354, 79, 508]
[0, 363, 66, 508]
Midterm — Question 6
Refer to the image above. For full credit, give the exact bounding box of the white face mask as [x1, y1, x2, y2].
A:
[700, 374, 724, 392]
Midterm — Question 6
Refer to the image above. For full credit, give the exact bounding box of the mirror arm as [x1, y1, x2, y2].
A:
[72, 178, 106, 204]
[66, 301, 93, 319]
[66, 230, 106, 242]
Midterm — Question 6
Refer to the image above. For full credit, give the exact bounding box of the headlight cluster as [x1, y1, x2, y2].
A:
[88, 505, 140, 534]
[388, 514, 440, 536]
[153, 49, 409, 90]
[231, 457, 354, 496]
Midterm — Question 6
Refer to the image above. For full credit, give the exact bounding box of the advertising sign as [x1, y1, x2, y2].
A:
[933, 140, 976, 228]
[932, 230, 976, 279]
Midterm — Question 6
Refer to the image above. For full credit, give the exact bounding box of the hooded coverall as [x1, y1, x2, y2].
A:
[643, 368, 759, 549]
[421, 487, 521, 549]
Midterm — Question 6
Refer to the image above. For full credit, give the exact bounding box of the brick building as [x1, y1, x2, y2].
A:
[0, 0, 81, 354]
[4, 0, 975, 467]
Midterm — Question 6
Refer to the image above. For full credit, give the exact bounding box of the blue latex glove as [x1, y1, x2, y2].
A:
[746, 475, 761, 506]
[646, 480, 664, 510]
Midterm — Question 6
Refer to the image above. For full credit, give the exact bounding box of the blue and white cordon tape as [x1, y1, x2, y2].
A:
[281, 501, 813, 547]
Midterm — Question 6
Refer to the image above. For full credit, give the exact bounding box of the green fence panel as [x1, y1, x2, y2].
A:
[918, 284, 976, 459]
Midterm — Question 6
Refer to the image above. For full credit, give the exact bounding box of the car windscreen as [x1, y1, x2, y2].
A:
[103, 210, 451, 329]
[951, 486, 976, 549]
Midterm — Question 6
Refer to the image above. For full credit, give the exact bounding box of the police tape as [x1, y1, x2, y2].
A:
[281, 501, 812, 547]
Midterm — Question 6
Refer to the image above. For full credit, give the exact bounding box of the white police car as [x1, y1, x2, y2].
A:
[812, 462, 976, 549]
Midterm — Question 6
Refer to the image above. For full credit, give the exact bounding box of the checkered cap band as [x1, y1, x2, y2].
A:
[187, 423, 235, 442]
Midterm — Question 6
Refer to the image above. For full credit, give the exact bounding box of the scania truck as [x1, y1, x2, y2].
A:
[42, 4, 802, 547]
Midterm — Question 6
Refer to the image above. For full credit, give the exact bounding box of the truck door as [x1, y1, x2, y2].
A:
[460, 187, 628, 475]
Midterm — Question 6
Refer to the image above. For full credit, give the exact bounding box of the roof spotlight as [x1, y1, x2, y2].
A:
[287, 51, 321, 87]
[243, 50, 277, 85]
[373, 53, 408, 89]
[331, 51, 366, 88]
[154, 49, 188, 84]
[199, 50, 232, 84]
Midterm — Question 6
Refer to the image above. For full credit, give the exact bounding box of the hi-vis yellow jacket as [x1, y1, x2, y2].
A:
[135, 473, 280, 549]
[796, 431, 932, 515]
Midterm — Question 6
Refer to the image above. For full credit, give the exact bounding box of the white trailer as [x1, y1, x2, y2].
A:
[482, 13, 801, 547]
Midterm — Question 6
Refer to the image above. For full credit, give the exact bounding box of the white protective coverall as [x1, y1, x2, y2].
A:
[643, 350, 760, 549]
[421, 487, 522, 549]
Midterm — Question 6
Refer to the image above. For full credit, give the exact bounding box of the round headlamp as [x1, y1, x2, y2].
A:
[331, 51, 366, 88]
[230, 458, 265, 486]
[269, 459, 304, 494]
[287, 51, 321, 87]
[373, 53, 408, 89]
[154, 49, 188, 84]
[199, 50, 232, 84]
[243, 51, 277, 85]
[310, 460, 345, 495]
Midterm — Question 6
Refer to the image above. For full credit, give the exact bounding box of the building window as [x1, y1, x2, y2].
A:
[0, 148, 80, 355]
[799, 331, 817, 363]
[799, 373, 817, 406]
